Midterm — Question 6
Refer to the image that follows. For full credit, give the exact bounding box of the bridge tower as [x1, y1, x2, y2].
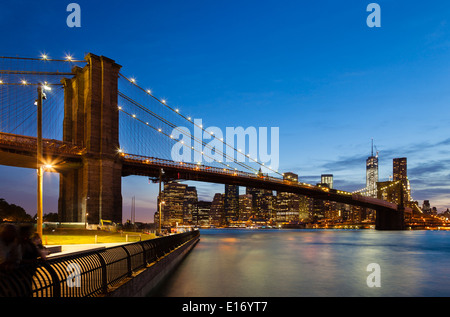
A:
[58, 53, 123, 224]
[375, 185, 406, 230]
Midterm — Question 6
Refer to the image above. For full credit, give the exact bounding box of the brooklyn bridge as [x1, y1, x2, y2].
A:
[0, 53, 415, 230]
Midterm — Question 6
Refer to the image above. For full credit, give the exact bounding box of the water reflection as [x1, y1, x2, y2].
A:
[153, 229, 450, 297]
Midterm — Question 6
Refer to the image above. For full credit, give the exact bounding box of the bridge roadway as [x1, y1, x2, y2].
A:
[0, 131, 410, 215]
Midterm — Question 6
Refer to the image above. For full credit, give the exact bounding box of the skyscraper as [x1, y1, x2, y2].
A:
[422, 200, 431, 214]
[365, 140, 378, 198]
[276, 172, 302, 223]
[321, 174, 334, 189]
[183, 186, 198, 224]
[224, 184, 239, 223]
[195, 201, 211, 226]
[393, 157, 407, 183]
[239, 194, 253, 221]
[160, 182, 188, 227]
[393, 157, 410, 204]
[210, 193, 225, 226]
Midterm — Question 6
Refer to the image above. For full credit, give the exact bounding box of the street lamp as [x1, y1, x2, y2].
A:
[159, 200, 165, 235]
[36, 83, 51, 239]
[157, 168, 165, 236]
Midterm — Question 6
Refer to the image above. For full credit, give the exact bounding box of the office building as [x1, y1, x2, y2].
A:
[393, 157, 407, 183]
[183, 186, 198, 224]
[321, 174, 334, 189]
[239, 194, 253, 221]
[365, 141, 378, 198]
[195, 201, 211, 226]
[224, 184, 239, 223]
[422, 200, 431, 214]
[210, 193, 225, 226]
[160, 182, 188, 227]
[275, 172, 302, 223]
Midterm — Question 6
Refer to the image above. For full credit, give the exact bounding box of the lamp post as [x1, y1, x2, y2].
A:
[157, 168, 164, 236]
[36, 83, 51, 239]
[159, 200, 165, 235]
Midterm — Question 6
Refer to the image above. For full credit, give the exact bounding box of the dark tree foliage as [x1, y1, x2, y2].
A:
[0, 198, 32, 222]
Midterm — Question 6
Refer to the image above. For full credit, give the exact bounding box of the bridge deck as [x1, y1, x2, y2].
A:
[0, 132, 406, 213]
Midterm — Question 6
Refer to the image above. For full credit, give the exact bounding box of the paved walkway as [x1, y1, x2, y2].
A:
[45, 242, 131, 258]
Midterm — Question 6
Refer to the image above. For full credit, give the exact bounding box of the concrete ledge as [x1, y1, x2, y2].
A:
[105, 237, 200, 297]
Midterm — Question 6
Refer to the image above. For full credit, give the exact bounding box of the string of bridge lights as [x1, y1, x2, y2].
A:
[0, 53, 84, 86]
[119, 107, 255, 174]
[0, 53, 86, 63]
[118, 73, 284, 177]
[118, 94, 265, 174]
[377, 180, 414, 201]
[117, 91, 257, 174]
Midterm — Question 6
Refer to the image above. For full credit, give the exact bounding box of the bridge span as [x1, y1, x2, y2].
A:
[0, 131, 410, 230]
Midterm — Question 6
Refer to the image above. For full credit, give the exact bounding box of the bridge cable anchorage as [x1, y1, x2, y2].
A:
[118, 92, 258, 174]
[118, 73, 283, 177]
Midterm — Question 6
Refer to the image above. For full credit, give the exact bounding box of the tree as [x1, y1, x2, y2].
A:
[0, 198, 33, 222]
[43, 212, 59, 222]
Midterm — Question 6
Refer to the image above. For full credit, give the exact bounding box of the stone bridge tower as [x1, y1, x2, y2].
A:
[58, 53, 123, 225]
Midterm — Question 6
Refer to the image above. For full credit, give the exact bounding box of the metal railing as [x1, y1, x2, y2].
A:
[0, 131, 85, 156]
[0, 230, 199, 297]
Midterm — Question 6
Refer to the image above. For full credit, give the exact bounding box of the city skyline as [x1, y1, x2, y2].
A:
[0, 1, 449, 222]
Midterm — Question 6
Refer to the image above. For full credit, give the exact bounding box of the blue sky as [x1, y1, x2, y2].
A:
[1, 0, 449, 222]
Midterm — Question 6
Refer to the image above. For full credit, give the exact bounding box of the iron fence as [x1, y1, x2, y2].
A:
[0, 230, 199, 297]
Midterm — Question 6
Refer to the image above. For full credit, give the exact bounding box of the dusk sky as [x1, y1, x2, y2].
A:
[1, 0, 449, 222]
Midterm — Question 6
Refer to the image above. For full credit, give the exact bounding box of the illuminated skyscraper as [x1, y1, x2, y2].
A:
[160, 182, 188, 227]
[195, 201, 211, 226]
[393, 157, 407, 183]
[239, 194, 253, 221]
[422, 200, 431, 214]
[366, 140, 379, 198]
[224, 184, 239, 223]
[210, 193, 225, 226]
[393, 157, 410, 204]
[321, 174, 333, 189]
[183, 186, 198, 224]
[276, 172, 302, 223]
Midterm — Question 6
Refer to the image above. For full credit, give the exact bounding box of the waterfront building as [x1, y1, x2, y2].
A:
[183, 186, 198, 225]
[275, 172, 304, 223]
[246, 187, 274, 219]
[160, 182, 188, 227]
[195, 201, 211, 226]
[210, 193, 225, 226]
[224, 184, 239, 223]
[239, 194, 253, 221]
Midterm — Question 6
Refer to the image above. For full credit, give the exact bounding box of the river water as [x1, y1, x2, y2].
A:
[153, 228, 450, 297]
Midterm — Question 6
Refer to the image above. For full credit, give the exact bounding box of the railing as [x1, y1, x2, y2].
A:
[0, 230, 199, 297]
[0, 131, 85, 156]
[124, 153, 309, 186]
[123, 153, 354, 196]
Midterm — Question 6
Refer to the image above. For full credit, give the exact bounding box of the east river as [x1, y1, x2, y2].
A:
[153, 228, 450, 297]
